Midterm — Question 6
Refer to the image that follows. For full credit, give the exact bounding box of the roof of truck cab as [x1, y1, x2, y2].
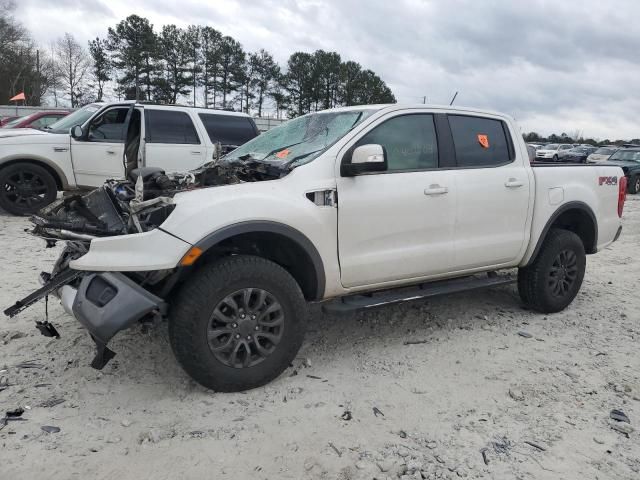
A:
[320, 104, 512, 119]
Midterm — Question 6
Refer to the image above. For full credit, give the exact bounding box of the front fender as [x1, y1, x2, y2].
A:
[69, 229, 192, 271]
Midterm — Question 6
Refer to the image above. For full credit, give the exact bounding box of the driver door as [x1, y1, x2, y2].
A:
[70, 106, 132, 187]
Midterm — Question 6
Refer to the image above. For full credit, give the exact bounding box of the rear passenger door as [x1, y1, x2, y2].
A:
[143, 109, 205, 173]
[448, 115, 531, 270]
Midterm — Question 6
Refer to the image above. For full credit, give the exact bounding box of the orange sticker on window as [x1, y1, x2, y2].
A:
[275, 148, 290, 159]
[477, 134, 489, 149]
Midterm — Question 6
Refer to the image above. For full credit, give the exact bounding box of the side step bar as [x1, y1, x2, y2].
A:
[322, 273, 515, 314]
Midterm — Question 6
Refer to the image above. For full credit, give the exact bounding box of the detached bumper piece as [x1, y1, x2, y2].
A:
[70, 272, 167, 369]
[3, 268, 81, 318]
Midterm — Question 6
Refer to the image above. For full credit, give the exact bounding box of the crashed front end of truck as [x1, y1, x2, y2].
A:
[3, 160, 285, 369]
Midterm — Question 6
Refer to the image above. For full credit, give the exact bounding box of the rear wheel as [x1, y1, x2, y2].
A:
[518, 229, 586, 313]
[169, 255, 308, 392]
[0, 163, 57, 215]
[629, 176, 640, 194]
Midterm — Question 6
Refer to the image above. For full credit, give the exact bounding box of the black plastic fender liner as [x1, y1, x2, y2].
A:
[193, 221, 326, 300]
[524, 201, 598, 266]
[72, 272, 166, 346]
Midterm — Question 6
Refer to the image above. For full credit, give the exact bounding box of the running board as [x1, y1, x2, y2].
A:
[322, 273, 515, 314]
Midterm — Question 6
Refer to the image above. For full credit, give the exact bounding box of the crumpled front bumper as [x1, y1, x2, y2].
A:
[60, 272, 166, 368]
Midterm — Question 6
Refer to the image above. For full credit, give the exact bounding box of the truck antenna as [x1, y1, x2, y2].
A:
[449, 91, 459, 106]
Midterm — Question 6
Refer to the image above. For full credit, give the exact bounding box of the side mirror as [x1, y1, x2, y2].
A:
[70, 125, 83, 139]
[341, 144, 387, 177]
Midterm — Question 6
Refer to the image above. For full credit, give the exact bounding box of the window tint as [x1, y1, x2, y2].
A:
[198, 113, 257, 146]
[355, 114, 438, 171]
[146, 110, 200, 144]
[88, 107, 129, 142]
[449, 115, 511, 167]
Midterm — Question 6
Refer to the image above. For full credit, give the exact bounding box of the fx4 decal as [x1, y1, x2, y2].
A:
[599, 176, 618, 186]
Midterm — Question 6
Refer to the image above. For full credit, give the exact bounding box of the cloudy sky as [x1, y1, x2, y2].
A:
[17, 0, 640, 139]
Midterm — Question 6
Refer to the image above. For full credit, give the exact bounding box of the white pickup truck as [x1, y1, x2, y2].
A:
[0, 102, 260, 215]
[5, 104, 626, 392]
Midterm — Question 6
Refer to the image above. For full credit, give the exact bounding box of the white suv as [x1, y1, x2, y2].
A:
[535, 143, 573, 161]
[0, 102, 259, 215]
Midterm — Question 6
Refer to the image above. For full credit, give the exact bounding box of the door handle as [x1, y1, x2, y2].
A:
[505, 178, 524, 188]
[106, 150, 116, 155]
[191, 151, 202, 155]
[424, 185, 448, 196]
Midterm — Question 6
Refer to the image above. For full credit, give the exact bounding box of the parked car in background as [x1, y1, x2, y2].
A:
[527, 143, 544, 150]
[606, 147, 640, 193]
[0, 102, 260, 215]
[587, 146, 618, 163]
[1, 110, 69, 130]
[535, 143, 573, 161]
[0, 116, 21, 127]
[561, 146, 597, 163]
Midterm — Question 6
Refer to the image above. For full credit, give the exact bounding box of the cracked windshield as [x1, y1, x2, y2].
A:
[224, 109, 377, 167]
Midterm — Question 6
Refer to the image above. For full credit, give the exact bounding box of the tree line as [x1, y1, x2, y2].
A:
[523, 131, 640, 147]
[0, 5, 395, 118]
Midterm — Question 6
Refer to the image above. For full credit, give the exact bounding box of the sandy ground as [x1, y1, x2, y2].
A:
[0, 197, 639, 480]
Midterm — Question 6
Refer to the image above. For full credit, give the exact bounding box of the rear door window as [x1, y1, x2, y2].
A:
[198, 113, 257, 147]
[146, 110, 200, 144]
[448, 115, 512, 167]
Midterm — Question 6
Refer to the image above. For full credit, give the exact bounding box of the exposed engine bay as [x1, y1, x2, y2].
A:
[30, 160, 286, 243]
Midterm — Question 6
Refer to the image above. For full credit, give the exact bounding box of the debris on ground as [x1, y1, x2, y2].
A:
[340, 410, 352, 421]
[610, 409, 630, 423]
[609, 421, 634, 437]
[14, 360, 44, 369]
[509, 388, 525, 401]
[373, 406, 384, 417]
[39, 398, 65, 408]
[41, 425, 61, 434]
[517, 331, 533, 338]
[480, 447, 490, 465]
[524, 440, 547, 451]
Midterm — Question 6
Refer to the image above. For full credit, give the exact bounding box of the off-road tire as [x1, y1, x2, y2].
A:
[169, 255, 308, 392]
[518, 229, 586, 313]
[629, 176, 640, 194]
[0, 162, 57, 215]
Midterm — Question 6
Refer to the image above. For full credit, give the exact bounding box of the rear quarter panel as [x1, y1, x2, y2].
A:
[522, 165, 623, 265]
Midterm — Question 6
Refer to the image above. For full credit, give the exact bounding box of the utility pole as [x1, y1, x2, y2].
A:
[422, 96, 426, 104]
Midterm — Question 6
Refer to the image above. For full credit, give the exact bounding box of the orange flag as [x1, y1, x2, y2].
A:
[9, 92, 25, 102]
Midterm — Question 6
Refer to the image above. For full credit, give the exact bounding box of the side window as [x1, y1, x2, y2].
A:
[198, 114, 257, 146]
[354, 114, 438, 172]
[449, 115, 512, 167]
[146, 110, 200, 144]
[88, 107, 129, 142]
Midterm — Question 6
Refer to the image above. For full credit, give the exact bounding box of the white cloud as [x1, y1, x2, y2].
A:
[18, 0, 640, 139]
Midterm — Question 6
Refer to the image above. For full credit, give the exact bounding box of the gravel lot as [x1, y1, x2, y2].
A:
[1, 196, 639, 480]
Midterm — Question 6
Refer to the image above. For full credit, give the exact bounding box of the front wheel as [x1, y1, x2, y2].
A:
[0, 163, 57, 215]
[169, 255, 308, 392]
[553, 154, 559, 162]
[629, 176, 640, 194]
[518, 229, 586, 313]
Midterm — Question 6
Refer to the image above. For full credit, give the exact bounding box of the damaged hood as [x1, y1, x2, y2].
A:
[28, 161, 288, 243]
